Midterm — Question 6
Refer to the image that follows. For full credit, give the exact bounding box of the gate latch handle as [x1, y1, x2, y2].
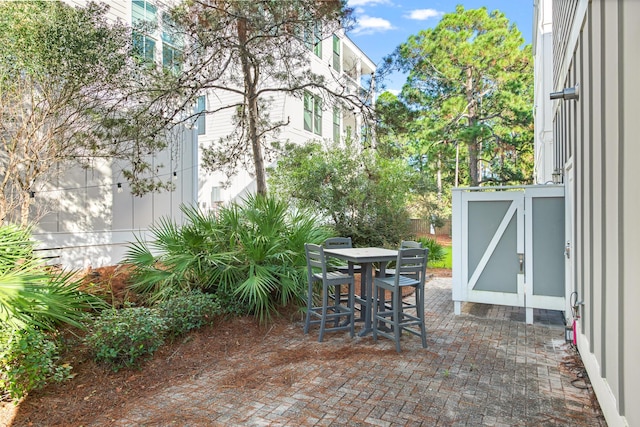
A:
[518, 253, 524, 273]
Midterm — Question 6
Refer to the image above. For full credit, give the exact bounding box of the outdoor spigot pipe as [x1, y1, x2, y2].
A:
[550, 84, 579, 101]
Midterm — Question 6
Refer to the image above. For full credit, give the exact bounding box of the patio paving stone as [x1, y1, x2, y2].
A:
[87, 276, 605, 426]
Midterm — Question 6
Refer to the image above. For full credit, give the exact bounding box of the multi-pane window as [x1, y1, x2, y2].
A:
[333, 107, 341, 142]
[195, 96, 206, 135]
[132, 0, 157, 63]
[161, 12, 182, 73]
[132, 1, 181, 71]
[332, 35, 340, 72]
[304, 91, 322, 135]
[304, 20, 322, 58]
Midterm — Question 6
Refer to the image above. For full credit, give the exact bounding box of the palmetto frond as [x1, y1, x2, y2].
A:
[122, 194, 331, 321]
[0, 225, 105, 330]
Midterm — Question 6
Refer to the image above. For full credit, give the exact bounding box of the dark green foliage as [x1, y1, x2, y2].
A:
[379, 5, 534, 191]
[124, 194, 332, 322]
[157, 291, 221, 338]
[84, 307, 168, 371]
[122, 211, 225, 302]
[268, 138, 413, 247]
[214, 287, 251, 316]
[0, 325, 72, 400]
[78, 291, 224, 371]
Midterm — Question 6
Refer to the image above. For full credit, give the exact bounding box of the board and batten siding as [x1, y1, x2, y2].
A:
[552, 0, 578, 90]
[550, 1, 639, 426]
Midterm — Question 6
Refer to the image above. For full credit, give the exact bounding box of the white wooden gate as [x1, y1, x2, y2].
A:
[452, 185, 565, 324]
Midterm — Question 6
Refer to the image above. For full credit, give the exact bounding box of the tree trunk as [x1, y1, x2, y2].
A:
[0, 197, 6, 225]
[466, 67, 480, 187]
[436, 152, 442, 199]
[20, 194, 30, 227]
[237, 17, 267, 195]
[467, 143, 479, 186]
[455, 142, 459, 187]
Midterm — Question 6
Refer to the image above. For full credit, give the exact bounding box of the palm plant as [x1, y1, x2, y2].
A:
[226, 195, 333, 321]
[0, 224, 104, 330]
[124, 209, 236, 302]
[124, 194, 332, 322]
[417, 236, 446, 264]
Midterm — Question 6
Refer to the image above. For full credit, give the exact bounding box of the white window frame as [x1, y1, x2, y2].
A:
[304, 91, 322, 135]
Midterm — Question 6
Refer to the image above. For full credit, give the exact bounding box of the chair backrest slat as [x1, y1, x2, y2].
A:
[393, 247, 429, 285]
[324, 237, 353, 249]
[305, 243, 328, 278]
[400, 240, 422, 249]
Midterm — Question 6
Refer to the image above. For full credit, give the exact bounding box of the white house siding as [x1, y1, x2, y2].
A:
[32, 0, 197, 269]
[533, 0, 554, 184]
[33, 128, 196, 269]
[544, 0, 639, 425]
[64, 0, 129, 20]
[27, 1, 373, 267]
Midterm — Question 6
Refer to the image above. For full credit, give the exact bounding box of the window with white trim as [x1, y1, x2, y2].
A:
[195, 96, 206, 135]
[304, 20, 322, 58]
[333, 107, 341, 142]
[304, 91, 322, 135]
[132, 1, 182, 71]
[132, 0, 157, 63]
[332, 35, 340, 72]
[161, 11, 182, 73]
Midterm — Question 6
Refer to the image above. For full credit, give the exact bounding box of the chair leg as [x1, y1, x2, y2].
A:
[372, 284, 379, 342]
[394, 286, 403, 337]
[417, 286, 427, 348]
[348, 281, 355, 337]
[318, 285, 329, 342]
[393, 287, 402, 353]
[304, 281, 313, 335]
[333, 284, 341, 327]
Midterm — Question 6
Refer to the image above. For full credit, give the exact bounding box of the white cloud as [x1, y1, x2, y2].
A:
[351, 15, 394, 35]
[348, 0, 392, 7]
[405, 9, 443, 21]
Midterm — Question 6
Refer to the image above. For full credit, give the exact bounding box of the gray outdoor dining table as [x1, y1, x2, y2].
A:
[323, 247, 398, 336]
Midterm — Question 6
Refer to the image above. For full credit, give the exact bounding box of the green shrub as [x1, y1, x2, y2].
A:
[84, 307, 167, 371]
[417, 237, 446, 264]
[269, 138, 414, 248]
[157, 291, 221, 338]
[124, 194, 333, 322]
[214, 287, 251, 316]
[0, 325, 72, 401]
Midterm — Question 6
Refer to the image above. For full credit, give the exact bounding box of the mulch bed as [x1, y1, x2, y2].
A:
[0, 258, 452, 426]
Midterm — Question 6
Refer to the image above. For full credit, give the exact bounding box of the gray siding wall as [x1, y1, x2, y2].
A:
[552, 0, 578, 89]
[552, 1, 638, 425]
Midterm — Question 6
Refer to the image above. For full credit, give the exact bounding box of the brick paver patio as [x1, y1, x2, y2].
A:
[89, 277, 605, 426]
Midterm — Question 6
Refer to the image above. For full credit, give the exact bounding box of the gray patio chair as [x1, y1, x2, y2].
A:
[324, 237, 363, 312]
[378, 240, 423, 278]
[304, 243, 355, 342]
[372, 247, 429, 352]
[377, 241, 428, 317]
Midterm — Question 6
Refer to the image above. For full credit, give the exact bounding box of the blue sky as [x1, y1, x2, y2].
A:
[345, 0, 533, 93]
